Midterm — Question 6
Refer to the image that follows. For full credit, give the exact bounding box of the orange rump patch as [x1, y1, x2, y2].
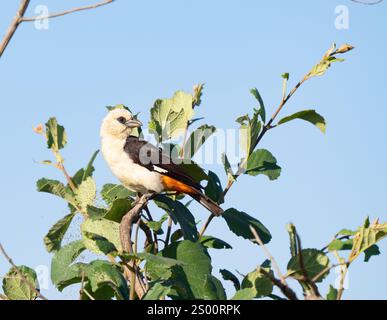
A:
[161, 176, 198, 195]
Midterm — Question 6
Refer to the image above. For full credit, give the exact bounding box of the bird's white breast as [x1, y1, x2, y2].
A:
[101, 135, 165, 194]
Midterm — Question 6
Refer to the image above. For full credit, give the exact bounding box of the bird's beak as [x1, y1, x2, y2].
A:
[125, 119, 143, 128]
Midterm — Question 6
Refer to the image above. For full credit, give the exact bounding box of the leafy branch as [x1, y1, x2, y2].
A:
[2, 42, 386, 301]
[200, 43, 354, 237]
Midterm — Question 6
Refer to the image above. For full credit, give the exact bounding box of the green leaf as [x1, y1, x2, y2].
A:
[179, 162, 208, 182]
[88, 198, 133, 223]
[326, 285, 338, 300]
[245, 149, 281, 181]
[364, 245, 381, 262]
[149, 91, 194, 141]
[250, 88, 266, 123]
[222, 208, 272, 245]
[207, 275, 227, 300]
[82, 150, 99, 181]
[241, 267, 273, 298]
[221, 153, 235, 183]
[81, 218, 121, 255]
[238, 109, 262, 156]
[143, 281, 174, 300]
[146, 214, 169, 235]
[201, 236, 232, 250]
[80, 282, 115, 300]
[2, 266, 38, 300]
[287, 249, 330, 283]
[278, 110, 326, 134]
[154, 195, 198, 242]
[51, 240, 87, 291]
[161, 241, 224, 300]
[103, 198, 133, 222]
[74, 177, 96, 211]
[328, 239, 353, 252]
[220, 269, 240, 291]
[45, 117, 67, 151]
[141, 252, 184, 281]
[281, 73, 290, 80]
[286, 224, 298, 257]
[231, 288, 257, 300]
[36, 178, 76, 205]
[205, 171, 224, 204]
[171, 229, 183, 242]
[337, 229, 357, 236]
[183, 125, 216, 158]
[349, 218, 387, 263]
[72, 151, 100, 187]
[309, 54, 344, 78]
[86, 206, 108, 220]
[193, 83, 205, 107]
[101, 184, 135, 206]
[83, 260, 129, 300]
[44, 212, 76, 252]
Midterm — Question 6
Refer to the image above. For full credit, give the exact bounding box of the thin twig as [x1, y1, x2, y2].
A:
[83, 288, 95, 300]
[249, 226, 286, 284]
[198, 213, 215, 239]
[333, 251, 349, 300]
[0, 0, 31, 59]
[295, 232, 322, 299]
[311, 262, 348, 283]
[139, 219, 154, 250]
[58, 163, 77, 193]
[0, 293, 9, 300]
[0, 242, 48, 300]
[0, 0, 115, 60]
[144, 206, 158, 252]
[79, 271, 86, 300]
[21, 0, 115, 22]
[164, 217, 173, 246]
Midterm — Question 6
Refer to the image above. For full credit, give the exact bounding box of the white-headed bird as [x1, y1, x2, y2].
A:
[100, 109, 223, 216]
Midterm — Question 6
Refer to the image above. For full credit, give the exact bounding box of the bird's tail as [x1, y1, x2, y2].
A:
[161, 176, 223, 216]
[189, 190, 224, 216]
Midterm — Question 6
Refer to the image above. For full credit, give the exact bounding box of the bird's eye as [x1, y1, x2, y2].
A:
[117, 117, 126, 124]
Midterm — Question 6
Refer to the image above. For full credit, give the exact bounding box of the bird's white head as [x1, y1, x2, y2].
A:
[100, 109, 143, 140]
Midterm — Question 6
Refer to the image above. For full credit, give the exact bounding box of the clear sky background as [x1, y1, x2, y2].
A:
[0, 0, 386, 300]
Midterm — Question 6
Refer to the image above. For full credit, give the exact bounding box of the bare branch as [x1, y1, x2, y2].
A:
[119, 193, 155, 299]
[258, 267, 298, 300]
[0, 242, 48, 300]
[0, 0, 31, 59]
[21, 0, 115, 22]
[0, 0, 115, 60]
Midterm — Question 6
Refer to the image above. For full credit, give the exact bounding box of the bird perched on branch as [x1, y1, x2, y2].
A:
[100, 108, 223, 216]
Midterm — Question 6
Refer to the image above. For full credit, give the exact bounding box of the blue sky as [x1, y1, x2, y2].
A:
[0, 0, 386, 300]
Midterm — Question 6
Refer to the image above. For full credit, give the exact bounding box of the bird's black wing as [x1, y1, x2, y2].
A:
[124, 136, 202, 190]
